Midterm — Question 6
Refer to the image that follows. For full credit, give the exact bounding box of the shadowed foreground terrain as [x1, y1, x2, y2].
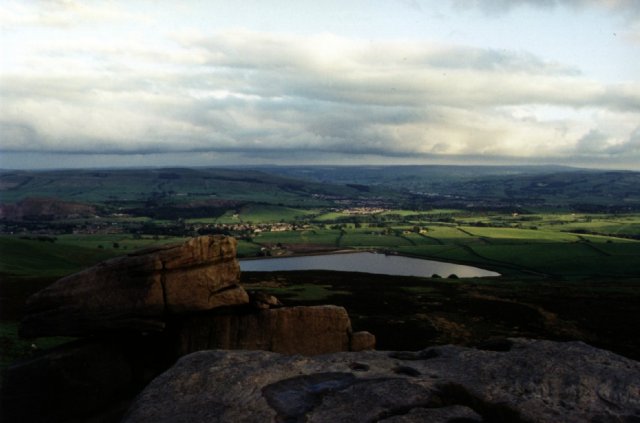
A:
[242, 271, 640, 361]
[1, 236, 639, 422]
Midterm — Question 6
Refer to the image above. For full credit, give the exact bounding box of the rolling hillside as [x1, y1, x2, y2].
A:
[2, 166, 639, 217]
[265, 165, 640, 210]
[0, 167, 397, 215]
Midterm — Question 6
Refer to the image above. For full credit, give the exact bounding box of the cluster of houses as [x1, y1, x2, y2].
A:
[193, 222, 310, 235]
[342, 207, 387, 215]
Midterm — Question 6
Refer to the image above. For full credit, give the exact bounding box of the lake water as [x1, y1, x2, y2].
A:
[240, 252, 500, 278]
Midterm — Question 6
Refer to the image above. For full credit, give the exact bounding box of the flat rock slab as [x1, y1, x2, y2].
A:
[123, 338, 640, 423]
[21, 236, 247, 337]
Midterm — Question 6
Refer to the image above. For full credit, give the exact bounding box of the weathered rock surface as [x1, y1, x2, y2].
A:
[7, 235, 378, 422]
[20, 235, 246, 337]
[174, 305, 375, 356]
[350, 330, 376, 352]
[123, 338, 640, 423]
[1, 306, 374, 423]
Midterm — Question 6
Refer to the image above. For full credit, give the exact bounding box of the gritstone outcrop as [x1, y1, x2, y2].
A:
[2, 236, 374, 423]
[123, 338, 640, 423]
[20, 235, 246, 337]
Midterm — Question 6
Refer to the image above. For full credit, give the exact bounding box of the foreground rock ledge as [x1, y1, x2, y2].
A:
[123, 338, 640, 423]
[21, 235, 246, 337]
[176, 305, 375, 356]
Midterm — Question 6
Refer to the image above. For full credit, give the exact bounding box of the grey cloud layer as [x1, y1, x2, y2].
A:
[453, 0, 640, 16]
[1, 30, 639, 163]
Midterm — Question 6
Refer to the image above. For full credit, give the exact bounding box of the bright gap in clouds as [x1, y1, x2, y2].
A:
[0, 0, 639, 170]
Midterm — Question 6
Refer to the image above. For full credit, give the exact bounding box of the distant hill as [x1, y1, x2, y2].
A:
[0, 168, 385, 204]
[0, 198, 96, 220]
[1, 166, 639, 213]
[261, 164, 577, 186]
[262, 165, 640, 211]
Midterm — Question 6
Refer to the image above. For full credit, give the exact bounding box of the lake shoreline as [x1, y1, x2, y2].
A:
[240, 250, 500, 278]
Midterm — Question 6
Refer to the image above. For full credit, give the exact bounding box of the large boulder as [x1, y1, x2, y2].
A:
[174, 305, 375, 356]
[20, 236, 247, 337]
[123, 338, 640, 423]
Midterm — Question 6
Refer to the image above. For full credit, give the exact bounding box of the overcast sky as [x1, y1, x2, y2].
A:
[1, 0, 639, 170]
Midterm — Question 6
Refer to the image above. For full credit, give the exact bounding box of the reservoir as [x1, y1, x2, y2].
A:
[240, 252, 500, 278]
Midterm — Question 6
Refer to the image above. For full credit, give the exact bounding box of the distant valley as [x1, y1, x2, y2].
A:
[1, 165, 639, 372]
[2, 166, 639, 221]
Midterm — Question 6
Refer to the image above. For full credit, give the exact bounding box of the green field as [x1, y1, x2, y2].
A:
[236, 240, 263, 257]
[188, 204, 319, 225]
[0, 235, 185, 279]
[253, 228, 341, 247]
[339, 229, 412, 248]
[3, 212, 638, 280]
[247, 214, 640, 278]
[3, 210, 639, 279]
[313, 211, 349, 222]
